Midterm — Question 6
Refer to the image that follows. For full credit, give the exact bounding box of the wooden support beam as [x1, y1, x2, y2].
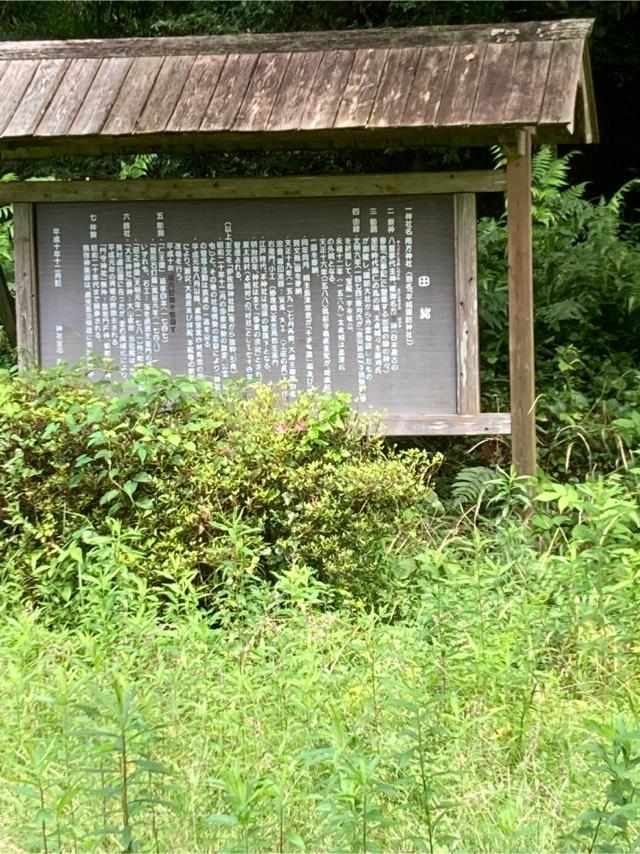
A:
[0, 170, 506, 203]
[13, 202, 39, 368]
[454, 193, 480, 414]
[506, 130, 537, 476]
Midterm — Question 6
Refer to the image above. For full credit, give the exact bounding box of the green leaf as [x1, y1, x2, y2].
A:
[535, 491, 559, 502]
[207, 814, 239, 827]
[34, 807, 56, 825]
[41, 422, 60, 439]
[68, 545, 83, 563]
[121, 825, 133, 850]
[133, 758, 171, 775]
[123, 480, 139, 499]
[11, 783, 40, 800]
[92, 785, 122, 798]
[285, 831, 307, 850]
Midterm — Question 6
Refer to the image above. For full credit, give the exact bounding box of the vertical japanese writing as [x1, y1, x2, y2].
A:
[404, 206, 414, 347]
[52, 227, 62, 288]
[48, 197, 442, 407]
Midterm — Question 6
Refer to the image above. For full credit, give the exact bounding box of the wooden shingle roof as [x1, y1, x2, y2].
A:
[0, 18, 597, 158]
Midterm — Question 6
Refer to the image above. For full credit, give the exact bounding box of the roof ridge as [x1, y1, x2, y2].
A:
[0, 19, 595, 61]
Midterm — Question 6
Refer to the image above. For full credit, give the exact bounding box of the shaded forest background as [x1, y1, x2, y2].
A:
[0, 0, 638, 201]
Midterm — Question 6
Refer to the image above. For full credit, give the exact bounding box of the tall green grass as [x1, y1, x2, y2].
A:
[2, 471, 640, 852]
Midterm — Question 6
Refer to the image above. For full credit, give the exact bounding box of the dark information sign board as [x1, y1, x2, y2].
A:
[35, 195, 457, 414]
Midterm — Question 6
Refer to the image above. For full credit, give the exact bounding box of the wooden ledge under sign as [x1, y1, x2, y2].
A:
[383, 413, 511, 436]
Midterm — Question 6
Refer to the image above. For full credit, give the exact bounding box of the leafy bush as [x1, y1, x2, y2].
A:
[569, 715, 640, 853]
[0, 366, 439, 612]
[535, 348, 640, 476]
[480, 148, 640, 381]
[477, 147, 640, 477]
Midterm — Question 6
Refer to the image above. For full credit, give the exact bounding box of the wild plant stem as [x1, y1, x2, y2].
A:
[416, 705, 434, 854]
[150, 770, 159, 853]
[435, 584, 447, 695]
[121, 729, 132, 853]
[516, 682, 537, 761]
[362, 789, 367, 853]
[588, 798, 608, 854]
[370, 631, 379, 732]
[38, 780, 48, 854]
[100, 761, 108, 834]
[63, 713, 78, 854]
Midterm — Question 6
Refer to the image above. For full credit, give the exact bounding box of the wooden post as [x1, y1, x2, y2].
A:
[13, 202, 39, 369]
[454, 193, 480, 415]
[506, 130, 536, 476]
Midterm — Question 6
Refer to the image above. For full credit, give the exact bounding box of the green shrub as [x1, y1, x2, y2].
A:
[479, 148, 640, 383]
[536, 348, 640, 477]
[0, 365, 439, 611]
[476, 147, 640, 478]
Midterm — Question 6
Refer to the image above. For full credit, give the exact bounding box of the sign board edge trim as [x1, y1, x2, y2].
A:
[0, 170, 506, 203]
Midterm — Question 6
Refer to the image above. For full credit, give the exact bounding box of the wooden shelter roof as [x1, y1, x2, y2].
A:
[0, 18, 597, 158]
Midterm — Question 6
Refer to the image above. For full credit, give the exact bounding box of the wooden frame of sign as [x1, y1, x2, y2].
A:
[6, 168, 511, 438]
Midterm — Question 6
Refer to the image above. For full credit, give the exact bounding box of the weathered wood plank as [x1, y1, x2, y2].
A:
[0, 170, 506, 204]
[335, 47, 388, 128]
[369, 47, 421, 127]
[502, 41, 552, 124]
[299, 50, 355, 130]
[580, 47, 599, 143]
[0, 60, 39, 135]
[506, 131, 536, 476]
[13, 203, 39, 368]
[136, 55, 195, 134]
[401, 45, 451, 126]
[0, 60, 9, 84]
[266, 50, 323, 131]
[69, 56, 132, 135]
[540, 39, 584, 128]
[435, 44, 487, 126]
[166, 54, 226, 132]
[454, 193, 480, 415]
[383, 413, 511, 436]
[102, 55, 164, 135]
[4, 59, 69, 137]
[36, 58, 101, 137]
[0, 20, 595, 60]
[0, 25, 596, 144]
[0, 263, 16, 349]
[234, 52, 291, 131]
[0, 122, 580, 161]
[471, 42, 519, 125]
[200, 53, 258, 131]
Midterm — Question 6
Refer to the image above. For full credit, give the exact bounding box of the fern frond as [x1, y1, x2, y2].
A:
[490, 145, 506, 170]
[606, 178, 640, 217]
[452, 466, 495, 506]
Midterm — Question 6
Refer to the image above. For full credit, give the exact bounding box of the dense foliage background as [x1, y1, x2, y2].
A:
[1, 3, 640, 853]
